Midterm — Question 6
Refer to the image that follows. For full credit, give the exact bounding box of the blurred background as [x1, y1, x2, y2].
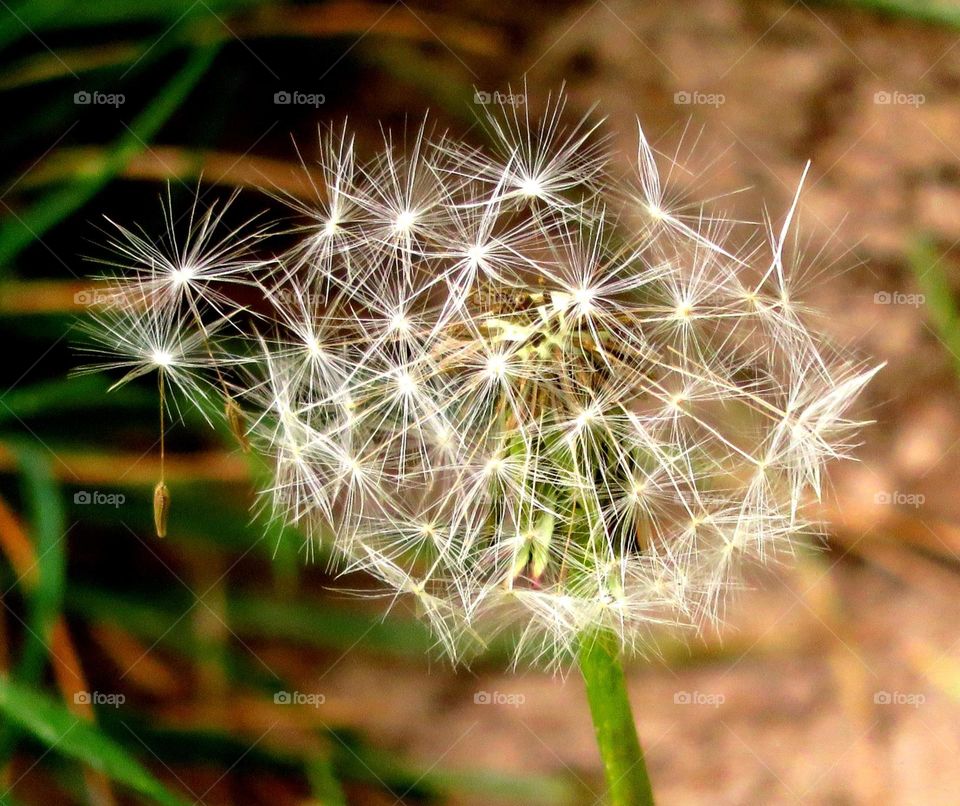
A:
[0, 0, 958, 803]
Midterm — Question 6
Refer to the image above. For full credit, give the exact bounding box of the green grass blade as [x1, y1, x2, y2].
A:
[226, 594, 437, 658]
[0, 42, 220, 267]
[306, 756, 348, 806]
[826, 0, 960, 28]
[0, 376, 152, 422]
[0, 676, 190, 806]
[69, 583, 437, 661]
[0, 445, 66, 771]
[910, 237, 960, 377]
[10, 444, 65, 682]
[0, 0, 262, 46]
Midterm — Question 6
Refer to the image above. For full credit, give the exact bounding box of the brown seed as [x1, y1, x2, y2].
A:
[225, 398, 250, 453]
[153, 481, 170, 539]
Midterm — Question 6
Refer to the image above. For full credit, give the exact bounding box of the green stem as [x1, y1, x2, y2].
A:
[578, 629, 655, 806]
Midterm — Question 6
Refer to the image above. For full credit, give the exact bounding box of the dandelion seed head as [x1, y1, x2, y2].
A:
[484, 455, 505, 476]
[467, 242, 489, 263]
[171, 264, 196, 286]
[388, 311, 411, 334]
[151, 348, 174, 368]
[80, 96, 879, 667]
[571, 284, 596, 315]
[485, 352, 508, 380]
[306, 337, 324, 358]
[517, 174, 543, 198]
[393, 209, 418, 233]
[395, 369, 417, 396]
[646, 202, 666, 221]
[575, 404, 598, 430]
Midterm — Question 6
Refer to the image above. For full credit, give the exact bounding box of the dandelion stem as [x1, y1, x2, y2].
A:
[578, 629, 654, 806]
[157, 370, 166, 483]
[154, 371, 170, 538]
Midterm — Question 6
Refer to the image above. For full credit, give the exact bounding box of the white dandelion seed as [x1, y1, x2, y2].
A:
[98, 186, 271, 316]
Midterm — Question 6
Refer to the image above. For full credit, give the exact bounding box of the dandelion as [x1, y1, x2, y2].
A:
[76, 288, 224, 404]
[79, 96, 879, 806]
[97, 186, 270, 316]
